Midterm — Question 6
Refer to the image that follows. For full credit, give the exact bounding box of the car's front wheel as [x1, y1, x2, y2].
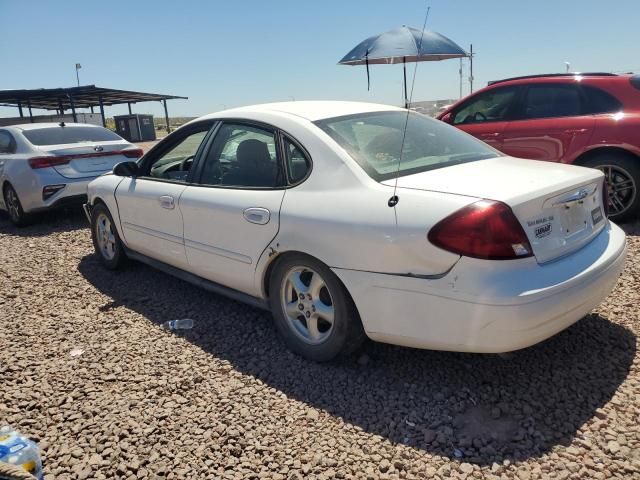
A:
[91, 203, 127, 270]
[585, 153, 640, 222]
[3, 183, 30, 227]
[269, 254, 365, 362]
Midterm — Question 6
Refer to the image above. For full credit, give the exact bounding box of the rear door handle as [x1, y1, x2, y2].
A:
[564, 128, 588, 134]
[243, 207, 270, 225]
[478, 132, 501, 138]
[159, 195, 175, 209]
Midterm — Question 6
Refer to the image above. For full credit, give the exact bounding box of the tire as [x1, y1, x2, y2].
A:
[583, 153, 640, 223]
[3, 183, 30, 227]
[91, 203, 127, 270]
[269, 253, 365, 362]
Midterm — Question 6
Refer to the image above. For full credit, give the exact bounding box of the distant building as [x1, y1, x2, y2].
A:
[409, 99, 457, 117]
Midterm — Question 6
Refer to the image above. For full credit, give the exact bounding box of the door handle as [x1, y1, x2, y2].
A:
[564, 128, 588, 134]
[478, 132, 501, 139]
[159, 195, 175, 209]
[243, 207, 270, 225]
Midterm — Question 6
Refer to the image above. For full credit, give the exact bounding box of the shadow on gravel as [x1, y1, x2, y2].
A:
[78, 254, 636, 465]
[0, 208, 87, 237]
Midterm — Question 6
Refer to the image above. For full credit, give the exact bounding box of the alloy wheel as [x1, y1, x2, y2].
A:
[5, 187, 20, 222]
[280, 266, 335, 345]
[598, 164, 636, 217]
[95, 212, 116, 260]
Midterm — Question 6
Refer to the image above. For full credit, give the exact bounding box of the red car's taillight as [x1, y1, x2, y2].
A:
[123, 148, 144, 159]
[428, 200, 533, 260]
[28, 156, 71, 169]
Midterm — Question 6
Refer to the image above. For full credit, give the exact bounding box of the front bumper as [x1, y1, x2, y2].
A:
[333, 222, 627, 353]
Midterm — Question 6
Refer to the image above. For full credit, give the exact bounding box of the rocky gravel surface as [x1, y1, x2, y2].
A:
[1, 210, 639, 480]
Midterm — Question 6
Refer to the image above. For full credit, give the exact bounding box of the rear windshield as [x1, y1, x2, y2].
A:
[22, 126, 123, 146]
[315, 111, 499, 181]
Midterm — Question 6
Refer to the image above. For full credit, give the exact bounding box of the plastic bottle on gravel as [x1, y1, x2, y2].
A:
[162, 319, 194, 330]
[0, 425, 43, 480]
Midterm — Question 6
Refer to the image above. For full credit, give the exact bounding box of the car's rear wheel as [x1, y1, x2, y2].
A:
[584, 153, 639, 222]
[269, 254, 365, 362]
[91, 203, 126, 270]
[3, 183, 30, 227]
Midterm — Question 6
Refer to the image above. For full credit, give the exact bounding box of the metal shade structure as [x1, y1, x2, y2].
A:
[0, 85, 187, 133]
[338, 25, 468, 107]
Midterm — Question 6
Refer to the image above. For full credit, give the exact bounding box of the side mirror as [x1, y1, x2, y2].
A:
[440, 112, 453, 124]
[113, 161, 139, 177]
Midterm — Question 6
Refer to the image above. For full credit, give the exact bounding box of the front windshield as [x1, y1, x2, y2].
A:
[315, 111, 500, 181]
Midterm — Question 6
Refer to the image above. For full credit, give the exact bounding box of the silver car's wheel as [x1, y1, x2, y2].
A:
[598, 164, 636, 217]
[95, 212, 117, 260]
[280, 266, 335, 345]
[3, 184, 29, 227]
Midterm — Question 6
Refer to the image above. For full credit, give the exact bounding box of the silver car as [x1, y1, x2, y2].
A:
[0, 122, 142, 225]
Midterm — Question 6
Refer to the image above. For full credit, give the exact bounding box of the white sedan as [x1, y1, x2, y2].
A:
[84, 101, 626, 361]
[0, 122, 142, 226]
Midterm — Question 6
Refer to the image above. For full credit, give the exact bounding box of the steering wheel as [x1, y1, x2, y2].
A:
[473, 112, 487, 122]
[179, 154, 195, 172]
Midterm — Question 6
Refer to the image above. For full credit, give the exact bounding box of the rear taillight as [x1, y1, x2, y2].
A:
[123, 148, 144, 159]
[28, 156, 71, 169]
[28, 148, 143, 169]
[428, 200, 533, 260]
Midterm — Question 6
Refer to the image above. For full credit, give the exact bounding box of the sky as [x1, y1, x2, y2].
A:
[1, 0, 639, 119]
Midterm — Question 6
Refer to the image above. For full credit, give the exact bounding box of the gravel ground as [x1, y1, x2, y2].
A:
[1, 210, 639, 480]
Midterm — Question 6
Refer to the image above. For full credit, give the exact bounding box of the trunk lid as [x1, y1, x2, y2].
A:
[39, 141, 136, 179]
[384, 156, 608, 263]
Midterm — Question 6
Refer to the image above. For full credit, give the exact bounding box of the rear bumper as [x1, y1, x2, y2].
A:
[17, 170, 94, 213]
[333, 222, 627, 353]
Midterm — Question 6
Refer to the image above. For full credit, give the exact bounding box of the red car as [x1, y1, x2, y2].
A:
[437, 73, 640, 221]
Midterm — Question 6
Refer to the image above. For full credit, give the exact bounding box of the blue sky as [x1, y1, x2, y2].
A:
[1, 0, 639, 119]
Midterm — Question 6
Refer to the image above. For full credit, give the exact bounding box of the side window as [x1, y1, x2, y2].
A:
[284, 137, 310, 184]
[199, 123, 282, 188]
[582, 86, 622, 114]
[523, 84, 581, 119]
[0, 131, 15, 154]
[453, 87, 520, 125]
[145, 127, 210, 182]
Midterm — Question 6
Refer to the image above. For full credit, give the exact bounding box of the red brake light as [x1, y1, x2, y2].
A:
[28, 148, 143, 169]
[28, 156, 71, 169]
[123, 148, 144, 159]
[428, 200, 533, 260]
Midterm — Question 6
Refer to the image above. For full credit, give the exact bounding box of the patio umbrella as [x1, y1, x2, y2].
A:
[339, 25, 467, 108]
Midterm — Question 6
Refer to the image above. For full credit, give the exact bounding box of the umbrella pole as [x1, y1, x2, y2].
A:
[403, 57, 408, 109]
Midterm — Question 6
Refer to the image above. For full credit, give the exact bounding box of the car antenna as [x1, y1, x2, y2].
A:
[389, 4, 431, 213]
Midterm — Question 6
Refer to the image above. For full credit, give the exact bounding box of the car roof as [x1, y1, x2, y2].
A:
[199, 101, 405, 122]
[5, 122, 102, 131]
[487, 72, 625, 86]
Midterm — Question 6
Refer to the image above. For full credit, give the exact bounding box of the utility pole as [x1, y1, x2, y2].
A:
[75, 63, 81, 87]
[469, 44, 474, 94]
[565, 61, 571, 73]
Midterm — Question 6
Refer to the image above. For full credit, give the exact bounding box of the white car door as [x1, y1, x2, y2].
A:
[179, 122, 295, 296]
[115, 122, 214, 269]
